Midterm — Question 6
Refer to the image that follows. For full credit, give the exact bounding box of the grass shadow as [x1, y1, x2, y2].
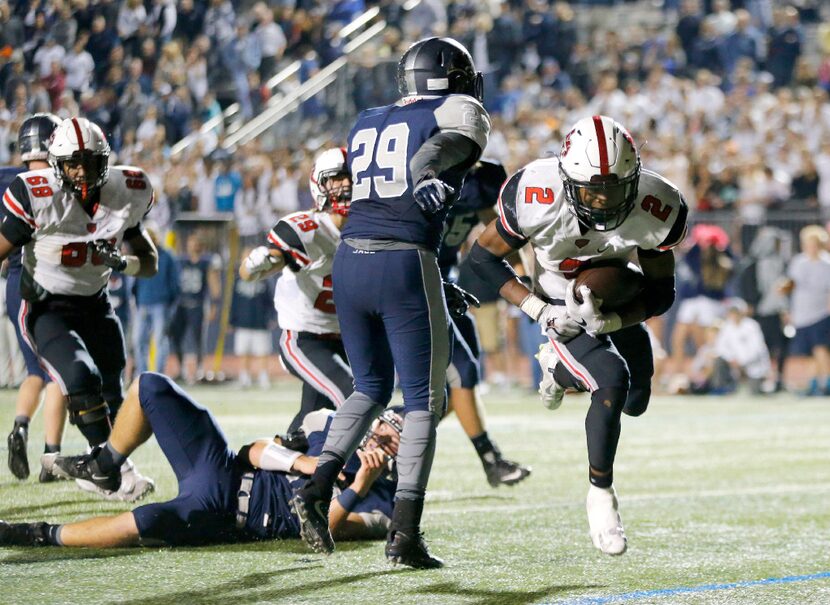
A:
[0, 547, 141, 565]
[413, 581, 605, 605]
[119, 566, 408, 605]
[0, 499, 128, 518]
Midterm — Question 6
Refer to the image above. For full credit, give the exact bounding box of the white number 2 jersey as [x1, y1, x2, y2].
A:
[496, 156, 688, 300]
[1, 166, 153, 297]
[267, 211, 341, 334]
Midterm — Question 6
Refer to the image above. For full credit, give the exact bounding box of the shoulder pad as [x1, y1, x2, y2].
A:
[267, 213, 315, 267]
[637, 170, 688, 251]
[301, 409, 335, 437]
[433, 95, 490, 151]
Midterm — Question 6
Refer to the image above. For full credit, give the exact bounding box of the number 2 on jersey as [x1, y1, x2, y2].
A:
[351, 123, 410, 200]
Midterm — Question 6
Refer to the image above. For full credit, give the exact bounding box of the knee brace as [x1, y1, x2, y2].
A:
[623, 384, 651, 417]
[66, 393, 110, 426]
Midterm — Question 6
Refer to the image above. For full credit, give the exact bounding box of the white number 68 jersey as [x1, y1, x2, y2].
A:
[496, 156, 688, 300]
[1, 166, 154, 297]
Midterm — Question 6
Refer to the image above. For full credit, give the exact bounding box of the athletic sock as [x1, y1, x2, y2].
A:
[471, 431, 498, 462]
[77, 418, 111, 449]
[95, 441, 126, 474]
[44, 443, 61, 454]
[391, 498, 424, 536]
[13, 415, 30, 428]
[302, 455, 345, 503]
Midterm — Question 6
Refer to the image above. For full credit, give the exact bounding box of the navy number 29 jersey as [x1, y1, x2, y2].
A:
[342, 94, 490, 253]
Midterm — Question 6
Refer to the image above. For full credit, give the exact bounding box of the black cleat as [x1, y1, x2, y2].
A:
[7, 424, 30, 480]
[0, 521, 51, 546]
[482, 453, 532, 488]
[38, 453, 66, 483]
[291, 491, 334, 554]
[50, 448, 121, 492]
[385, 530, 444, 569]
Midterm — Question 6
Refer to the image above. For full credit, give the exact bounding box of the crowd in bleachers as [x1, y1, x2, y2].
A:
[3, 0, 830, 395]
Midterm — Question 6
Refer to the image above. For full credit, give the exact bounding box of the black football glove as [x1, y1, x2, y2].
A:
[413, 178, 455, 215]
[92, 240, 127, 271]
[443, 281, 480, 318]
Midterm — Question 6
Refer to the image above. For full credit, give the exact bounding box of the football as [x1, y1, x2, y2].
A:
[572, 261, 644, 311]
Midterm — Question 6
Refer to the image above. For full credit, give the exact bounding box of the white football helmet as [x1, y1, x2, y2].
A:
[559, 115, 640, 231]
[309, 147, 351, 215]
[48, 117, 111, 200]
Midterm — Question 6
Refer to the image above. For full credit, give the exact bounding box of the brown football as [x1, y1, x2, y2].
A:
[572, 262, 644, 311]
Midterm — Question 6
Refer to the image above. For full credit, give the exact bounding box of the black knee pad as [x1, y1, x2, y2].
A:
[66, 393, 110, 426]
[623, 384, 651, 417]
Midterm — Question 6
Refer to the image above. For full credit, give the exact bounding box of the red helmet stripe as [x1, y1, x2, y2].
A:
[592, 115, 609, 175]
[71, 118, 85, 152]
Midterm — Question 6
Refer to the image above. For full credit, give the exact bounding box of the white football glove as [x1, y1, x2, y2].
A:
[539, 303, 582, 342]
[565, 280, 622, 336]
[244, 246, 278, 276]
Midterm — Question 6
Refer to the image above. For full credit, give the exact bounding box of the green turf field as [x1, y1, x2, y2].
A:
[2, 382, 830, 605]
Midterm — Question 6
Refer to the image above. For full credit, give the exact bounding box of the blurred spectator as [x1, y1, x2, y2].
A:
[672, 225, 734, 375]
[254, 2, 286, 82]
[737, 227, 793, 392]
[766, 6, 802, 88]
[782, 225, 830, 396]
[170, 233, 221, 385]
[213, 151, 241, 212]
[230, 249, 274, 389]
[712, 299, 771, 394]
[63, 33, 94, 100]
[132, 231, 180, 375]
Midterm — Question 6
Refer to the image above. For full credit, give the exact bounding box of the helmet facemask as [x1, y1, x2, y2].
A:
[560, 163, 640, 232]
[51, 150, 110, 202]
[314, 168, 352, 216]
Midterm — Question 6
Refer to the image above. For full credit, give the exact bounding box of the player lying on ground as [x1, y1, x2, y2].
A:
[0, 373, 400, 547]
[470, 115, 686, 556]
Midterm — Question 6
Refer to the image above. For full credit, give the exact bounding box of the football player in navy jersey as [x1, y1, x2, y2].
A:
[0, 373, 400, 548]
[292, 37, 490, 568]
[441, 159, 531, 487]
[2, 114, 68, 482]
[470, 116, 687, 556]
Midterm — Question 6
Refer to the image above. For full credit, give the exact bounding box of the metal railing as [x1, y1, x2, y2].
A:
[169, 6, 383, 158]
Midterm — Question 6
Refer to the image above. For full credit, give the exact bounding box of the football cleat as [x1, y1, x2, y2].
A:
[49, 448, 121, 492]
[0, 521, 51, 546]
[385, 530, 444, 569]
[292, 491, 335, 554]
[7, 424, 30, 480]
[38, 453, 67, 483]
[586, 485, 628, 556]
[112, 458, 155, 502]
[482, 451, 532, 487]
[536, 343, 565, 410]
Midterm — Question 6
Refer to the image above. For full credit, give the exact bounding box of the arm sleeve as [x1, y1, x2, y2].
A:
[494, 170, 528, 248]
[1, 177, 35, 246]
[409, 131, 481, 187]
[655, 195, 688, 252]
[266, 221, 309, 271]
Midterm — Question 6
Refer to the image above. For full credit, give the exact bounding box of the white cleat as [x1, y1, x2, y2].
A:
[536, 343, 565, 410]
[586, 485, 627, 556]
[75, 458, 155, 502]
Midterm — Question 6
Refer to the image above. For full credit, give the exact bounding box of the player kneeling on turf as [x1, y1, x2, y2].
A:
[0, 373, 401, 548]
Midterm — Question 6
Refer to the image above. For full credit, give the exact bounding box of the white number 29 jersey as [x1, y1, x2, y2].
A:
[267, 211, 341, 334]
[496, 156, 688, 300]
[1, 166, 153, 297]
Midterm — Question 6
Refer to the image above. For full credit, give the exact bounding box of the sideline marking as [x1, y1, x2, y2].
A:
[548, 571, 830, 604]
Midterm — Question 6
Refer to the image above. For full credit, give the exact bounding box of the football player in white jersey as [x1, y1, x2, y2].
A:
[240, 148, 354, 434]
[0, 117, 158, 501]
[469, 115, 687, 556]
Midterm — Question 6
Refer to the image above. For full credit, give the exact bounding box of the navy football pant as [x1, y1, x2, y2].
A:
[447, 311, 481, 389]
[132, 373, 239, 545]
[5, 266, 47, 381]
[332, 244, 449, 413]
[549, 323, 654, 486]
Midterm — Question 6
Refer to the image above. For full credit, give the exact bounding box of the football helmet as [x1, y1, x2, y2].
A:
[309, 147, 351, 215]
[48, 117, 111, 200]
[559, 115, 640, 232]
[397, 37, 483, 102]
[17, 113, 61, 163]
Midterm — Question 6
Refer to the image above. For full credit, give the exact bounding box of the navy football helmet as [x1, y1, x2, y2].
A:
[397, 37, 483, 102]
[17, 113, 61, 163]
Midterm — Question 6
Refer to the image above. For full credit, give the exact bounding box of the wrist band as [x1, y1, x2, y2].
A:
[337, 488, 360, 513]
[519, 293, 546, 322]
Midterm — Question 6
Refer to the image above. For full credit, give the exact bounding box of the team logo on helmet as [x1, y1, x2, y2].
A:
[48, 117, 111, 202]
